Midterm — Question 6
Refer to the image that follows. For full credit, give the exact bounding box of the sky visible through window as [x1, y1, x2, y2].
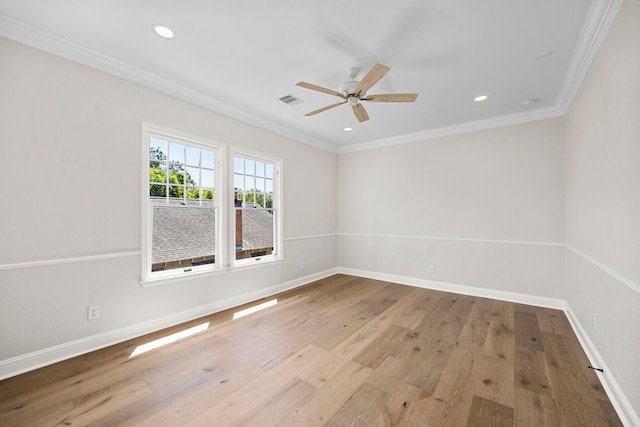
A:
[234, 156, 274, 208]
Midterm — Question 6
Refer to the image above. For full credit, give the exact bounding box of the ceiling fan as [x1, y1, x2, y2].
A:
[296, 63, 418, 123]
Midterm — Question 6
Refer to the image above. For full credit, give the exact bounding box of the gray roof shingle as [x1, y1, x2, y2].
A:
[151, 204, 274, 264]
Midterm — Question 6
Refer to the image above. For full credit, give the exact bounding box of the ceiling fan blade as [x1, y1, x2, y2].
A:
[304, 100, 348, 117]
[354, 63, 390, 96]
[296, 82, 345, 98]
[352, 103, 369, 122]
[362, 93, 418, 102]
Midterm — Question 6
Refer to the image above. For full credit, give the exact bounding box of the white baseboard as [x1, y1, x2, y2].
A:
[564, 306, 639, 427]
[0, 268, 337, 381]
[337, 267, 566, 310]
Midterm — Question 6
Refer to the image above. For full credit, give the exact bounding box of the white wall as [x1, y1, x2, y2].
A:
[564, 0, 640, 419]
[337, 118, 566, 302]
[0, 37, 337, 374]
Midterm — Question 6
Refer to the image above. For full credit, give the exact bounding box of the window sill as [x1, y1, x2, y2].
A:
[139, 257, 285, 287]
[229, 257, 284, 272]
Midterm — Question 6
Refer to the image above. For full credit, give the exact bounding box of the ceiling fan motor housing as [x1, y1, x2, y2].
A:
[339, 80, 359, 96]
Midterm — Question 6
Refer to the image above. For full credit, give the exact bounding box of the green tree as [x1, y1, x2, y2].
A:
[202, 189, 214, 200]
[149, 148, 205, 199]
[149, 147, 166, 167]
[149, 168, 167, 197]
[241, 190, 273, 208]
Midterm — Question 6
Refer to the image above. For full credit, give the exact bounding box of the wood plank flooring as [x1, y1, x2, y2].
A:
[0, 274, 623, 426]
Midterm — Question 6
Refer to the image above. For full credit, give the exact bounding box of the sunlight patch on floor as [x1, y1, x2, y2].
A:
[130, 322, 210, 357]
[233, 299, 278, 320]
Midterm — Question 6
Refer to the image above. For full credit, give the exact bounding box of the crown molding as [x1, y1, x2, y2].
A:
[336, 106, 563, 154]
[556, 0, 623, 113]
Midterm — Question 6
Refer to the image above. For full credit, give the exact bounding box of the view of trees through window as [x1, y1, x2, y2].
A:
[143, 130, 281, 279]
[149, 138, 215, 205]
[234, 156, 274, 208]
[148, 137, 217, 274]
[234, 156, 276, 260]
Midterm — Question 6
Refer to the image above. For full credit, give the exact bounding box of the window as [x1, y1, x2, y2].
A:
[143, 126, 223, 282]
[233, 154, 280, 264]
[142, 124, 282, 284]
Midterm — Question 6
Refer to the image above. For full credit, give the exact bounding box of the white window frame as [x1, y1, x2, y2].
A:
[141, 123, 227, 284]
[230, 149, 284, 268]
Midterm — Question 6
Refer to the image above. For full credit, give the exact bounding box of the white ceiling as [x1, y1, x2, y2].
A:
[0, 0, 618, 153]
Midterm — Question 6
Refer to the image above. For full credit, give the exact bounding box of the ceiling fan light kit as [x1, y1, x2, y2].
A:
[296, 63, 418, 123]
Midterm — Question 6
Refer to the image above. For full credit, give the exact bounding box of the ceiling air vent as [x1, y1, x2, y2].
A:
[279, 94, 303, 106]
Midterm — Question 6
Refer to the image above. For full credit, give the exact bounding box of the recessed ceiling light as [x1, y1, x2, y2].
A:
[474, 95, 489, 102]
[522, 99, 540, 107]
[343, 126, 353, 132]
[153, 24, 174, 39]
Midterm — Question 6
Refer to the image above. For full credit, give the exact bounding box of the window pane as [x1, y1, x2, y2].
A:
[149, 183, 166, 198]
[256, 177, 265, 193]
[202, 169, 214, 188]
[234, 157, 244, 173]
[234, 173, 244, 191]
[169, 185, 184, 201]
[266, 164, 274, 179]
[186, 146, 200, 166]
[202, 188, 214, 201]
[150, 138, 167, 160]
[169, 164, 185, 185]
[169, 142, 185, 164]
[235, 208, 274, 260]
[245, 159, 255, 176]
[186, 166, 200, 186]
[152, 206, 215, 271]
[149, 162, 167, 183]
[266, 179, 273, 193]
[186, 187, 199, 200]
[245, 176, 255, 193]
[202, 150, 214, 169]
[256, 162, 265, 177]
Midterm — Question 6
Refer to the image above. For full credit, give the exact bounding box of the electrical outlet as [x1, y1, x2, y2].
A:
[428, 265, 434, 273]
[592, 313, 596, 329]
[300, 261, 305, 270]
[88, 305, 100, 320]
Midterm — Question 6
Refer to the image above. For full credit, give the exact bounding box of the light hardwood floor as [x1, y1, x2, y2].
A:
[0, 275, 623, 426]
